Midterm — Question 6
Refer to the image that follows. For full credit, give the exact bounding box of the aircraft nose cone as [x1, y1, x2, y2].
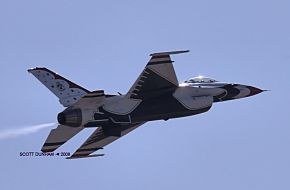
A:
[247, 86, 264, 96]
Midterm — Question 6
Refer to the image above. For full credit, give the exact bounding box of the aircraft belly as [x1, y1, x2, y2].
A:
[178, 86, 225, 97]
[103, 96, 142, 115]
[130, 94, 211, 122]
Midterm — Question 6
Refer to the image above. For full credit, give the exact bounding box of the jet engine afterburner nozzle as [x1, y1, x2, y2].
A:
[57, 108, 82, 127]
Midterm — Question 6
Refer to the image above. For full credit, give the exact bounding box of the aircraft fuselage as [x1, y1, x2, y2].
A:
[58, 82, 263, 131]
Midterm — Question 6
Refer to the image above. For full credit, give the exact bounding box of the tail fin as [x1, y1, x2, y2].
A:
[28, 67, 90, 107]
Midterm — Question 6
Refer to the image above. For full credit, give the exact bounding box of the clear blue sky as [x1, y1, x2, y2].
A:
[0, 0, 289, 189]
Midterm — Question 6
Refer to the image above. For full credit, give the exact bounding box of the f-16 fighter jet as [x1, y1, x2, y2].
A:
[28, 50, 264, 159]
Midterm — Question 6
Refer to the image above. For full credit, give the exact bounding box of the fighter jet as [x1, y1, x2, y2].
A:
[28, 50, 264, 159]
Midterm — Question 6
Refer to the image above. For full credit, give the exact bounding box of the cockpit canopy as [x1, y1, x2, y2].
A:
[184, 76, 218, 83]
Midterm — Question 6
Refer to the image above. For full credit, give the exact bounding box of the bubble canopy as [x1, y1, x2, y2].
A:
[184, 76, 218, 83]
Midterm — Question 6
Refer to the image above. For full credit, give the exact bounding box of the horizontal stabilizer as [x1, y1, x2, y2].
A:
[72, 90, 105, 108]
[41, 125, 84, 152]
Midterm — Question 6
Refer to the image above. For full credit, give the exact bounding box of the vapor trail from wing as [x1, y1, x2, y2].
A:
[0, 123, 56, 140]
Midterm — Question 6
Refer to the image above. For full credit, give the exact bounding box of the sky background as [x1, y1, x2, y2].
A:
[0, 0, 289, 189]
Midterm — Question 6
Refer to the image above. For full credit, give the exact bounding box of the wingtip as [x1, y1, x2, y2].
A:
[66, 154, 105, 160]
[150, 50, 190, 56]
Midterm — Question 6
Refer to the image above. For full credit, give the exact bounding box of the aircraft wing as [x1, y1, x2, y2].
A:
[67, 122, 145, 159]
[127, 50, 189, 100]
